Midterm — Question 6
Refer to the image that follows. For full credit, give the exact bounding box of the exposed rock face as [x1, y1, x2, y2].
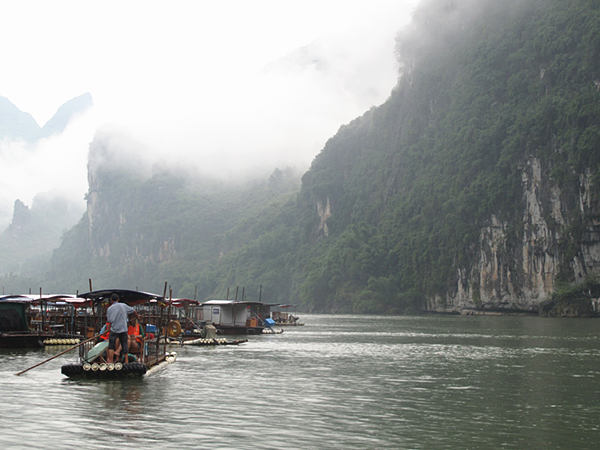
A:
[434, 157, 600, 313]
[85, 137, 174, 266]
[316, 197, 332, 237]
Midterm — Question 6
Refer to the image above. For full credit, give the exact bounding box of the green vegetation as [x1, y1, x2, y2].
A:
[2, 0, 599, 315]
[539, 277, 600, 317]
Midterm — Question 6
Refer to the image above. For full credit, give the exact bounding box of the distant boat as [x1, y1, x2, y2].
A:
[174, 299, 277, 335]
[271, 304, 304, 326]
[173, 337, 248, 346]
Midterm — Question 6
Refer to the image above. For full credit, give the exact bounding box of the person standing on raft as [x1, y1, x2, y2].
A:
[106, 293, 139, 364]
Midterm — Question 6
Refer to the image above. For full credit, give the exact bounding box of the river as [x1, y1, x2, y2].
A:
[1, 314, 599, 448]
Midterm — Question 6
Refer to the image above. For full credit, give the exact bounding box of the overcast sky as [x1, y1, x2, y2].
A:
[0, 0, 419, 225]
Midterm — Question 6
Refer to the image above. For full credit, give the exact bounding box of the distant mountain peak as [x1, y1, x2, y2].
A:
[0, 92, 93, 143]
[40, 92, 93, 138]
[0, 97, 39, 142]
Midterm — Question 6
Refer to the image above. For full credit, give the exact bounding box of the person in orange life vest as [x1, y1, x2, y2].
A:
[106, 293, 139, 364]
[127, 315, 145, 355]
[99, 323, 110, 340]
[100, 321, 124, 361]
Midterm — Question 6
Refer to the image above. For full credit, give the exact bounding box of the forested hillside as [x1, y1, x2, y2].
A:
[210, 0, 600, 313]
[2, 0, 599, 315]
[20, 131, 302, 297]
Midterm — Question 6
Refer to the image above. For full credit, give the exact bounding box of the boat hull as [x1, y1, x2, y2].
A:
[61, 362, 147, 378]
[215, 326, 263, 335]
[0, 333, 52, 348]
[61, 353, 177, 378]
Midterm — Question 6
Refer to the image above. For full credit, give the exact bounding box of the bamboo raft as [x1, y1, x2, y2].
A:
[44, 338, 82, 346]
[262, 328, 284, 334]
[61, 352, 177, 378]
[171, 337, 248, 346]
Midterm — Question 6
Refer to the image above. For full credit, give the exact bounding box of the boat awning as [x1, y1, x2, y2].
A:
[0, 294, 92, 308]
[201, 300, 278, 307]
[171, 298, 200, 307]
[0, 295, 34, 303]
[78, 289, 165, 306]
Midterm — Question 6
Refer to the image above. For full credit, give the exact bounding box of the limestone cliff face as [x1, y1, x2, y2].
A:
[316, 197, 332, 237]
[433, 157, 600, 313]
[85, 138, 177, 266]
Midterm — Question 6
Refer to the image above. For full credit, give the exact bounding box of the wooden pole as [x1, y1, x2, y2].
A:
[89, 278, 93, 292]
[15, 333, 101, 376]
[156, 281, 168, 362]
[164, 288, 173, 355]
[40, 288, 45, 332]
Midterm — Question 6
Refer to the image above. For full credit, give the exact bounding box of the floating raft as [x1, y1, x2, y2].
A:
[44, 338, 81, 346]
[61, 353, 177, 378]
[176, 337, 248, 346]
[262, 328, 284, 334]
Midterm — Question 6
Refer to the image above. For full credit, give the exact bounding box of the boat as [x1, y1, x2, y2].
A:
[169, 337, 248, 346]
[271, 305, 304, 326]
[0, 294, 88, 348]
[61, 289, 177, 379]
[164, 318, 248, 346]
[189, 299, 277, 335]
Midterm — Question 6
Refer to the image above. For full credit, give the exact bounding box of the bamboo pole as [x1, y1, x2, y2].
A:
[40, 288, 45, 332]
[156, 281, 168, 360]
[15, 333, 101, 376]
[164, 288, 173, 355]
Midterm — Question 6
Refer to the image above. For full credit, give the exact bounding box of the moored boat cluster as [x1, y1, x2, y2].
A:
[4, 287, 297, 379]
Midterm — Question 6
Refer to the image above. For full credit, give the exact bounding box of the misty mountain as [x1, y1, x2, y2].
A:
[26, 130, 301, 295]
[0, 196, 84, 274]
[208, 0, 600, 313]
[0, 92, 92, 143]
[2, 0, 599, 316]
[39, 92, 93, 138]
[0, 97, 39, 142]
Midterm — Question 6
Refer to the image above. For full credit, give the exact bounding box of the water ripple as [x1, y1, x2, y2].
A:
[1, 315, 600, 448]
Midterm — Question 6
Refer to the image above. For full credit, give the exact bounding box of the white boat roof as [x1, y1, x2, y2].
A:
[201, 299, 277, 306]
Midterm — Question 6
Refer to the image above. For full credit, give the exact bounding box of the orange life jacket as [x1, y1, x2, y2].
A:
[128, 323, 143, 344]
[99, 323, 110, 340]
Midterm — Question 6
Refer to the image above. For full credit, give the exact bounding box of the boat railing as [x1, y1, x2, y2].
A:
[79, 339, 96, 362]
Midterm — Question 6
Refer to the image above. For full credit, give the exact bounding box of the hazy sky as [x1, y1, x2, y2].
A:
[0, 0, 419, 225]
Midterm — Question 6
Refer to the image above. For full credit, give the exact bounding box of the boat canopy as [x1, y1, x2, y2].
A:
[77, 289, 165, 306]
[171, 298, 200, 307]
[0, 295, 33, 303]
[0, 294, 88, 307]
[201, 299, 279, 307]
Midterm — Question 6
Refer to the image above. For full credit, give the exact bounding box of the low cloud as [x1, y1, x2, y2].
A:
[0, 111, 93, 227]
[0, 0, 420, 225]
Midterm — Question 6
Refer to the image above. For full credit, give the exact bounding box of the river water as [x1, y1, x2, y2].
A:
[1, 314, 599, 448]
